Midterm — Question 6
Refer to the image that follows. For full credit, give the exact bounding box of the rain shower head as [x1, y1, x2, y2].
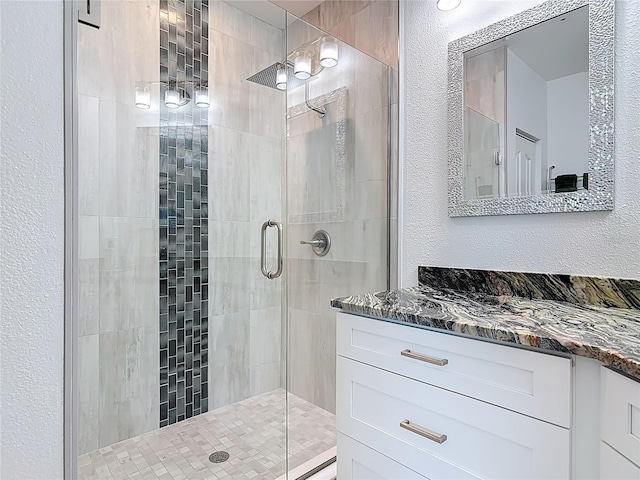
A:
[247, 62, 317, 91]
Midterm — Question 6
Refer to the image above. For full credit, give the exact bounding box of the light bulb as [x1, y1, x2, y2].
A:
[319, 40, 339, 68]
[276, 67, 287, 90]
[164, 89, 181, 108]
[294, 54, 311, 80]
[195, 88, 210, 108]
[437, 0, 461, 10]
[135, 88, 151, 109]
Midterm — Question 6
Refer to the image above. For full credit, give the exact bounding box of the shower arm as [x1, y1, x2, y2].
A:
[305, 82, 326, 118]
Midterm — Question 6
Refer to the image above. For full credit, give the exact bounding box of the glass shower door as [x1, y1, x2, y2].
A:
[75, 1, 291, 478]
[284, 13, 393, 476]
[464, 107, 503, 199]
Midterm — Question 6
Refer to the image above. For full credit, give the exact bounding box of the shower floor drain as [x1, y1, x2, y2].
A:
[209, 451, 230, 464]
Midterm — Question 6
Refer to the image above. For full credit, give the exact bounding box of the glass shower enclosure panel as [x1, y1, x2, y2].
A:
[75, 2, 394, 478]
[284, 14, 392, 474]
[463, 47, 505, 200]
[464, 107, 503, 199]
[75, 1, 290, 478]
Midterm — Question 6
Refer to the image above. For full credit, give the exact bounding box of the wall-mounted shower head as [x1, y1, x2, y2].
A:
[247, 62, 317, 91]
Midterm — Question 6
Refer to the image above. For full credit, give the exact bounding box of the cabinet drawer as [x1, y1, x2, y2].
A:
[601, 367, 640, 466]
[337, 356, 571, 480]
[337, 312, 572, 427]
[337, 433, 428, 480]
[600, 442, 640, 479]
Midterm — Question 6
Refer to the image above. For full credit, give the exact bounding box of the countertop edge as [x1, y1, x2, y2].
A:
[331, 296, 640, 383]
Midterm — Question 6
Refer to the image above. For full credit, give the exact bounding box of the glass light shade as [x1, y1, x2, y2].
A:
[319, 40, 339, 68]
[294, 55, 311, 80]
[437, 0, 461, 10]
[135, 89, 151, 109]
[164, 89, 181, 108]
[276, 67, 287, 90]
[195, 88, 210, 108]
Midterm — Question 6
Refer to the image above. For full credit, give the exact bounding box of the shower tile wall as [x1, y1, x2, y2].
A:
[77, 0, 160, 454]
[77, 0, 285, 455]
[158, 0, 210, 427]
[206, 1, 285, 409]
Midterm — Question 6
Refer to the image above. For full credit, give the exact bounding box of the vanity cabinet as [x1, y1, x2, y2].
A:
[336, 312, 640, 480]
[336, 312, 572, 479]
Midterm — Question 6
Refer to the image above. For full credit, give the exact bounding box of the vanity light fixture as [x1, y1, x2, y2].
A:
[194, 88, 210, 108]
[319, 39, 339, 68]
[437, 0, 461, 11]
[276, 66, 287, 90]
[135, 87, 151, 109]
[294, 54, 312, 80]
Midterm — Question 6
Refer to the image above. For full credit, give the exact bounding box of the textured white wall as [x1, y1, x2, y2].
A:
[0, 1, 65, 478]
[401, 0, 640, 287]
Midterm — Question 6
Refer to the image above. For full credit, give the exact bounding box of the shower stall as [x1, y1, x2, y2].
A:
[74, 0, 397, 478]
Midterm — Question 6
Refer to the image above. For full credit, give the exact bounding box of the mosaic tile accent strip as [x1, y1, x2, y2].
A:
[331, 285, 640, 383]
[77, 389, 337, 480]
[159, 0, 209, 426]
[418, 267, 640, 310]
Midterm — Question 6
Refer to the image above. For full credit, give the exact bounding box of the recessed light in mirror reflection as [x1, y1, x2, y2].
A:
[195, 88, 210, 108]
[135, 89, 151, 109]
[437, 0, 461, 11]
[320, 40, 339, 68]
[276, 67, 287, 90]
[164, 89, 181, 108]
[294, 54, 311, 80]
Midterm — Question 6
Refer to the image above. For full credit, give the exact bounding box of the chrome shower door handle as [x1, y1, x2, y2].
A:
[261, 219, 283, 279]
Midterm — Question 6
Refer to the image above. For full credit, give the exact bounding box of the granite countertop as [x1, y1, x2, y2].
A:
[331, 284, 640, 382]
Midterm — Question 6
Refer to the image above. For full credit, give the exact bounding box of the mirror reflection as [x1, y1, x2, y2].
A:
[463, 6, 589, 200]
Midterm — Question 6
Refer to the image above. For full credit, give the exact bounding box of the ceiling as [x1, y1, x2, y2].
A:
[506, 6, 589, 81]
[269, 0, 324, 19]
[465, 6, 589, 82]
[224, 0, 324, 29]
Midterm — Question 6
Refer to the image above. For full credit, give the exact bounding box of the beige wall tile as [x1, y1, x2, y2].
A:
[302, 0, 398, 69]
[250, 308, 282, 366]
[78, 95, 100, 216]
[250, 362, 281, 396]
[78, 334, 100, 455]
[250, 16, 285, 56]
[208, 313, 251, 408]
[208, 126, 252, 222]
[79, 259, 100, 336]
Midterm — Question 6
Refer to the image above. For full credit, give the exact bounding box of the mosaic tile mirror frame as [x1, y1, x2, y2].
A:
[447, 0, 615, 217]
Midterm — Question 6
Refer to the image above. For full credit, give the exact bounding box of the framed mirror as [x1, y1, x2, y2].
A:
[448, 0, 615, 217]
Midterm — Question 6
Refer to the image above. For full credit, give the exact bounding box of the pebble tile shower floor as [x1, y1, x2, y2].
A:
[78, 389, 336, 480]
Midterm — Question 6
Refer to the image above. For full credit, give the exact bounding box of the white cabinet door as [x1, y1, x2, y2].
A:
[337, 356, 571, 480]
[601, 367, 640, 467]
[337, 312, 572, 427]
[600, 442, 640, 480]
[337, 433, 428, 480]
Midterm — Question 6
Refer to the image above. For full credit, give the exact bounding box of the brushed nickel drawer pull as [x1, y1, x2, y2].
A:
[401, 349, 448, 366]
[400, 419, 448, 444]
